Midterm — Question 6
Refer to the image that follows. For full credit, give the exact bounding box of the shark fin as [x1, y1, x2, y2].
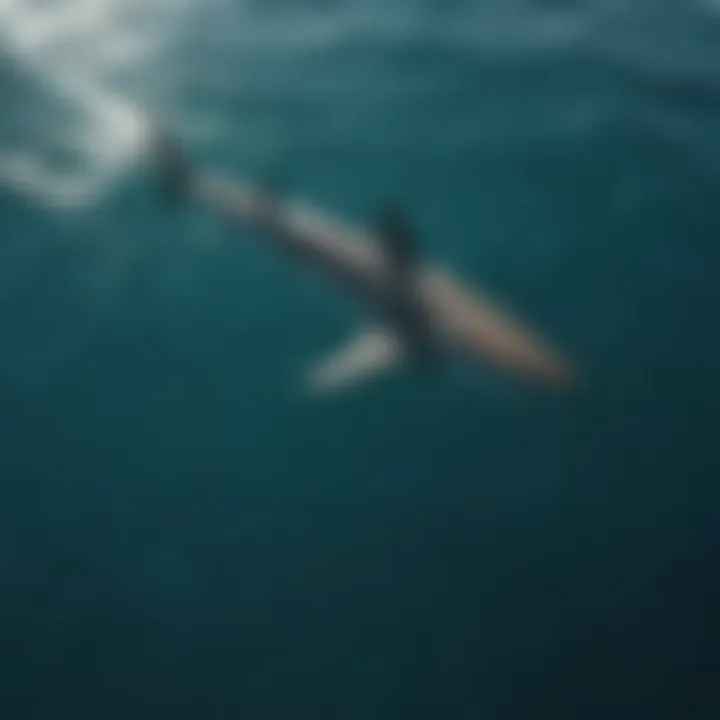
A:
[303, 327, 404, 394]
[148, 126, 191, 202]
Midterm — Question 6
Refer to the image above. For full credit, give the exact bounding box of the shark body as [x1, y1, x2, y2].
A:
[153, 134, 575, 392]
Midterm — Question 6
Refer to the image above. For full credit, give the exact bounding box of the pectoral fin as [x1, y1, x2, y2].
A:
[304, 328, 404, 393]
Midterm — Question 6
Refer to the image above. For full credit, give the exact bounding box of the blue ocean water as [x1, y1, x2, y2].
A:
[1, 1, 719, 718]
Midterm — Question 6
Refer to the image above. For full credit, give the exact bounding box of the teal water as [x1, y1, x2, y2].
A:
[1, 2, 719, 718]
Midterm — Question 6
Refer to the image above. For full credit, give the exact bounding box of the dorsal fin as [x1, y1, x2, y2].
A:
[377, 204, 417, 271]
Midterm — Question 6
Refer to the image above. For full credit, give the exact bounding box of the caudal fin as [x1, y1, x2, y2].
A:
[147, 126, 191, 202]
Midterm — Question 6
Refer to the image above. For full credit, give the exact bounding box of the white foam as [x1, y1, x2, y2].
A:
[0, 0, 190, 210]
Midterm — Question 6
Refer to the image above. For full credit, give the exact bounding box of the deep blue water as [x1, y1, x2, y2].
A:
[1, 1, 719, 718]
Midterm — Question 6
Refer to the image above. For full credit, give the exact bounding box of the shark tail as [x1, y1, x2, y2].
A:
[148, 126, 192, 202]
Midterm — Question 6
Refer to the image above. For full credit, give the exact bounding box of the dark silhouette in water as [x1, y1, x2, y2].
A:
[377, 205, 435, 368]
[378, 204, 417, 279]
[150, 126, 190, 202]
[148, 127, 575, 392]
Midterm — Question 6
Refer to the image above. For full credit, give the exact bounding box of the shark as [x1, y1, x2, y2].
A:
[149, 130, 576, 393]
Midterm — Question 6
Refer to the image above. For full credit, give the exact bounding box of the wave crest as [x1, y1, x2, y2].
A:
[0, 0, 190, 210]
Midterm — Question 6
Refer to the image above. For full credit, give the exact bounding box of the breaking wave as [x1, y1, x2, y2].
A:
[0, 0, 191, 210]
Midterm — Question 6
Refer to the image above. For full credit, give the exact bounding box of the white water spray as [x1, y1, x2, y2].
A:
[0, 0, 190, 210]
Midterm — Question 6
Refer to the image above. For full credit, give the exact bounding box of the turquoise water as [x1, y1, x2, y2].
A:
[1, 2, 719, 717]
